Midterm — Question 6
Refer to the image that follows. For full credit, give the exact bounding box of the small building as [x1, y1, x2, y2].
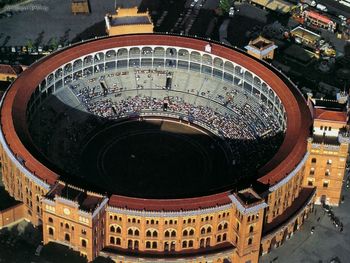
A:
[302, 10, 337, 32]
[249, 0, 295, 13]
[105, 7, 153, 36]
[290, 26, 321, 47]
[71, 0, 90, 15]
[245, 36, 278, 60]
[0, 64, 23, 82]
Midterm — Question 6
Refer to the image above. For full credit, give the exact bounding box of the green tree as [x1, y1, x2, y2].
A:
[219, 0, 234, 14]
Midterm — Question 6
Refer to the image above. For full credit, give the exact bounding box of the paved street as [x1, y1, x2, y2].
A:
[0, 0, 141, 47]
[260, 183, 350, 263]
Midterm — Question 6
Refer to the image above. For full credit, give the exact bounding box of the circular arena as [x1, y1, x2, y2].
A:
[0, 34, 313, 263]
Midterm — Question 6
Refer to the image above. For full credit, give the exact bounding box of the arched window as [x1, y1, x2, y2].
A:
[311, 158, 317, 163]
[48, 217, 53, 223]
[200, 239, 205, 248]
[116, 226, 121, 234]
[165, 230, 170, 237]
[151, 219, 155, 224]
[134, 229, 139, 236]
[224, 223, 228, 229]
[146, 230, 152, 237]
[132, 218, 136, 223]
[207, 226, 212, 233]
[153, 231, 158, 237]
[164, 242, 169, 251]
[201, 228, 205, 235]
[223, 233, 227, 241]
[110, 236, 115, 244]
[128, 229, 133, 235]
[182, 241, 187, 248]
[189, 229, 194, 236]
[206, 237, 210, 247]
[65, 223, 69, 229]
[116, 238, 121, 245]
[110, 225, 115, 232]
[218, 224, 222, 231]
[81, 239, 87, 248]
[217, 235, 221, 242]
[183, 230, 188, 236]
[248, 237, 253, 245]
[171, 230, 176, 237]
[48, 227, 54, 236]
[134, 240, 139, 250]
[249, 226, 254, 233]
[152, 241, 157, 249]
[65, 233, 70, 242]
[128, 240, 133, 249]
[189, 240, 193, 247]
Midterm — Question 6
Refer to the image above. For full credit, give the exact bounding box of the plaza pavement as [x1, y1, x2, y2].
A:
[260, 183, 350, 263]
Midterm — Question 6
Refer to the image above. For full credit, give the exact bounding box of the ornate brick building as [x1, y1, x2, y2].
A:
[0, 34, 347, 262]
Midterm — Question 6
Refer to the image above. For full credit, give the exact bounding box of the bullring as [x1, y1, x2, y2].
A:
[0, 34, 315, 263]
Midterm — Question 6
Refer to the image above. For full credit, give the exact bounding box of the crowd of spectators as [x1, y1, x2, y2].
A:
[30, 69, 284, 176]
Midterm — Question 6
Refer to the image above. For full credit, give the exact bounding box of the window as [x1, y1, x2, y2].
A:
[65, 223, 69, 229]
[48, 217, 53, 223]
[183, 230, 188, 236]
[134, 229, 139, 236]
[152, 241, 157, 249]
[308, 180, 313, 186]
[327, 160, 332, 165]
[311, 158, 317, 163]
[110, 236, 115, 244]
[329, 127, 332, 131]
[81, 229, 87, 235]
[323, 181, 329, 188]
[182, 241, 187, 248]
[249, 226, 254, 233]
[48, 227, 54, 236]
[310, 168, 315, 175]
[248, 237, 253, 245]
[146, 230, 151, 237]
[65, 233, 70, 242]
[189, 240, 193, 247]
[110, 225, 115, 232]
[189, 229, 194, 236]
[116, 238, 121, 245]
[217, 235, 221, 242]
[223, 233, 227, 241]
[116, 227, 121, 233]
[325, 169, 330, 176]
[320, 126, 323, 130]
[81, 239, 87, 248]
[128, 229, 133, 235]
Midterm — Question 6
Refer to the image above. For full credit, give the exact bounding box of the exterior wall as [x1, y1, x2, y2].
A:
[313, 119, 344, 137]
[264, 167, 305, 224]
[0, 203, 25, 228]
[303, 140, 348, 206]
[260, 199, 314, 255]
[107, 24, 153, 36]
[42, 196, 106, 262]
[0, 73, 16, 82]
[247, 49, 275, 60]
[0, 143, 49, 226]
